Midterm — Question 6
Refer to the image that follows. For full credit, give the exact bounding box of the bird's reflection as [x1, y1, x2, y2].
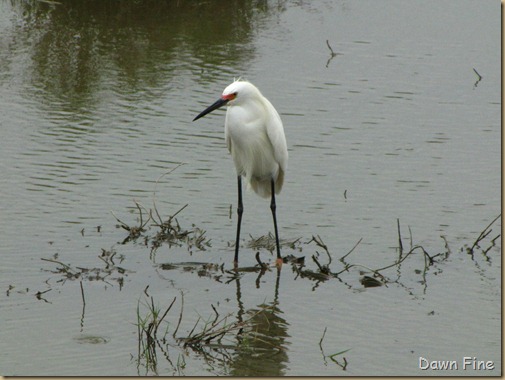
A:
[230, 268, 290, 376]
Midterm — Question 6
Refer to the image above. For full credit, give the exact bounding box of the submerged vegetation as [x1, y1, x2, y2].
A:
[34, 188, 500, 375]
[31, 169, 500, 375]
[134, 289, 287, 376]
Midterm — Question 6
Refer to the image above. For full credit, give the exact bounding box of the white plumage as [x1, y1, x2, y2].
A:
[222, 80, 288, 197]
[193, 79, 288, 268]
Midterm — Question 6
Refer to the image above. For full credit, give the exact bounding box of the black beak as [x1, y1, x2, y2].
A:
[193, 98, 229, 121]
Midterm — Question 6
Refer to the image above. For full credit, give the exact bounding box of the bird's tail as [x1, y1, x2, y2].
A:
[248, 169, 284, 198]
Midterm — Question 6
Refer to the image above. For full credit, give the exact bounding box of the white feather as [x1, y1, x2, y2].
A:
[223, 80, 288, 198]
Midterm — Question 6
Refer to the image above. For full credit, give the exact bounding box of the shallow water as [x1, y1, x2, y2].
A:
[0, 0, 501, 376]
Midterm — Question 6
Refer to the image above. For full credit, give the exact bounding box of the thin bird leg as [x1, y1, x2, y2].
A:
[270, 179, 283, 268]
[234, 176, 243, 269]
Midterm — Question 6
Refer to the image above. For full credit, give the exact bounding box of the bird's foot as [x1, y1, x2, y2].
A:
[275, 257, 283, 269]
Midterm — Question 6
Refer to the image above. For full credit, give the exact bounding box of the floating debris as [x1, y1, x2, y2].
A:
[360, 276, 383, 288]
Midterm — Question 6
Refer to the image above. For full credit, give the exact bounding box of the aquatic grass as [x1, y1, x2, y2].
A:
[38, 164, 501, 373]
[180, 308, 254, 350]
[135, 293, 176, 375]
[41, 247, 127, 287]
[466, 213, 501, 257]
[319, 327, 350, 370]
[111, 200, 151, 244]
[35, 206, 500, 375]
[40, 213, 500, 296]
[111, 200, 212, 258]
[246, 232, 302, 253]
[133, 290, 267, 376]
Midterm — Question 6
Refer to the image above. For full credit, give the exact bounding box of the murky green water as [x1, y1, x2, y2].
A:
[0, 0, 500, 376]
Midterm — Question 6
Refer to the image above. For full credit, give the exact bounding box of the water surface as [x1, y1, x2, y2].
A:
[0, 0, 500, 376]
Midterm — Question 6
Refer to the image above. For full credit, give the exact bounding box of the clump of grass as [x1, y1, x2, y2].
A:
[112, 201, 151, 244]
[465, 214, 501, 258]
[112, 199, 212, 258]
[246, 233, 302, 253]
[292, 220, 456, 291]
[135, 294, 176, 375]
[41, 247, 127, 287]
[107, 165, 212, 256]
[179, 307, 252, 350]
[133, 291, 262, 376]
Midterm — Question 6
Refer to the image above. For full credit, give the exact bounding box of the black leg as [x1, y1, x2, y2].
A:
[270, 178, 282, 263]
[234, 176, 243, 268]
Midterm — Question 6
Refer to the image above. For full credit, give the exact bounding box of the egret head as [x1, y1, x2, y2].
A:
[193, 80, 259, 121]
[222, 80, 260, 104]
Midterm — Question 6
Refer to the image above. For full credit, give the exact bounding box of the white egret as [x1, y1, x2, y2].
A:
[193, 80, 288, 268]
